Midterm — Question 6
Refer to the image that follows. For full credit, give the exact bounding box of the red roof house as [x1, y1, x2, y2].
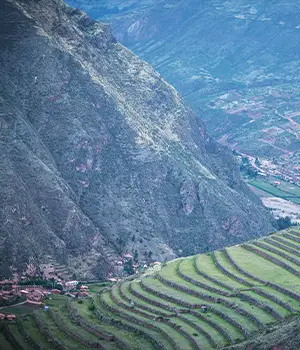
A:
[20, 290, 30, 295]
[7, 314, 16, 321]
[124, 254, 133, 259]
[51, 289, 61, 295]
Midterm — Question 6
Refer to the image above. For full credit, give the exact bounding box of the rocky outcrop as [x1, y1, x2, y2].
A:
[0, 0, 274, 279]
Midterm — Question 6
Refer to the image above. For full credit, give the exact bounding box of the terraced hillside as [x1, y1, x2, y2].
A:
[1, 228, 300, 349]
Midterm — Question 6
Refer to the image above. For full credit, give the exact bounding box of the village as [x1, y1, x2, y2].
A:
[205, 83, 300, 187]
[0, 275, 91, 321]
[0, 252, 159, 321]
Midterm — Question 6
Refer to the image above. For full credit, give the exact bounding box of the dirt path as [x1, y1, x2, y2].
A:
[0, 300, 27, 310]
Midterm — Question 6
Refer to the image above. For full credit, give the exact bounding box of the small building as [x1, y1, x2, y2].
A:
[123, 254, 133, 260]
[0, 313, 5, 320]
[65, 280, 78, 287]
[20, 290, 30, 296]
[107, 278, 117, 283]
[7, 314, 16, 321]
[50, 289, 61, 295]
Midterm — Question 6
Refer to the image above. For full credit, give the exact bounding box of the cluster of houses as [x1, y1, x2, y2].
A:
[112, 253, 143, 277]
[0, 313, 16, 321]
[0, 252, 158, 311]
[0, 283, 54, 305]
[0, 279, 91, 308]
[237, 151, 300, 187]
[110, 253, 161, 279]
[64, 281, 89, 298]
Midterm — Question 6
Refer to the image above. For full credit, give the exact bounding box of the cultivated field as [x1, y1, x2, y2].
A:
[1, 228, 300, 349]
[248, 179, 300, 205]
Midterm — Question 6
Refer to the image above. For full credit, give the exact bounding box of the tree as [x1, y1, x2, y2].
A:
[133, 250, 138, 263]
[116, 237, 125, 254]
[124, 259, 134, 275]
[277, 216, 292, 230]
[88, 303, 95, 311]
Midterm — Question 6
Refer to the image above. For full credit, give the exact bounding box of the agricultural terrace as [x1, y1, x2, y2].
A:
[1, 227, 300, 349]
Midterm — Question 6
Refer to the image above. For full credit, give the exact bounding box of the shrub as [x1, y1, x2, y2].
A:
[88, 303, 95, 311]
[277, 216, 292, 230]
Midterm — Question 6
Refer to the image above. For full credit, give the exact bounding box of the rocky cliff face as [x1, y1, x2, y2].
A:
[0, 0, 274, 279]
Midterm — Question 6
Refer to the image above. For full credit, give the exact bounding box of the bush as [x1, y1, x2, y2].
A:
[277, 216, 292, 230]
[88, 303, 95, 311]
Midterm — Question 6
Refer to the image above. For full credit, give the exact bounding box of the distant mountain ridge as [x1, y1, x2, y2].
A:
[0, 0, 274, 279]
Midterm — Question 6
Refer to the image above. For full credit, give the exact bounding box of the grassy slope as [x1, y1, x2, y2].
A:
[0, 332, 14, 350]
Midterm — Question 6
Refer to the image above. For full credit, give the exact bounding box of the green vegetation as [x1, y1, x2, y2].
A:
[1, 228, 300, 349]
[248, 179, 300, 204]
[277, 216, 293, 230]
[19, 278, 63, 290]
[240, 157, 258, 178]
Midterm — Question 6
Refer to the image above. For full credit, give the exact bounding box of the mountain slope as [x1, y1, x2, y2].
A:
[69, 0, 300, 177]
[0, 0, 274, 279]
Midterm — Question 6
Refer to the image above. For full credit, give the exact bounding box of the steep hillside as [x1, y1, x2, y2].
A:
[68, 0, 300, 182]
[0, 0, 274, 279]
[2, 227, 300, 349]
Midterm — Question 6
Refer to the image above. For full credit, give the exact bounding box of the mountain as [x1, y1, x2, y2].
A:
[3, 227, 300, 349]
[0, 0, 274, 280]
[67, 0, 300, 181]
